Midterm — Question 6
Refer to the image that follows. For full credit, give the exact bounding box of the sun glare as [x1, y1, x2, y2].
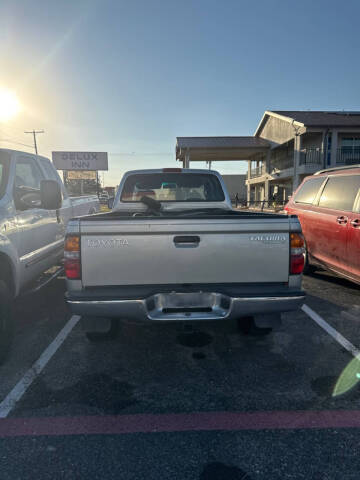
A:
[0, 87, 21, 122]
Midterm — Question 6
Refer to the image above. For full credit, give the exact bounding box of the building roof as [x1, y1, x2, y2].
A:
[271, 111, 360, 127]
[176, 136, 270, 162]
[176, 136, 269, 149]
[254, 110, 360, 137]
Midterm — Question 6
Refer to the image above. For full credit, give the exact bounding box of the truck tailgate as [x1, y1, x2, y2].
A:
[80, 217, 290, 286]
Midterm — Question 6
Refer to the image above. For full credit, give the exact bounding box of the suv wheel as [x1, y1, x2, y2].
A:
[303, 242, 316, 274]
[0, 280, 14, 365]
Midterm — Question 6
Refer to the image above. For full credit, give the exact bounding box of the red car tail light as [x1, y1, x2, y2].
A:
[162, 168, 182, 172]
[64, 235, 81, 279]
[290, 233, 305, 275]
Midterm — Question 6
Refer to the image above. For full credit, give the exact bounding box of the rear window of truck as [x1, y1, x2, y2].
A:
[121, 173, 225, 202]
[294, 176, 325, 204]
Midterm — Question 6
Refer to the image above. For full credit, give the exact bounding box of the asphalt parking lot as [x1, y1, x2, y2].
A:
[0, 271, 359, 479]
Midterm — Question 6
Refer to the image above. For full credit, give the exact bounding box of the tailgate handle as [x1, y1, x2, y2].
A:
[173, 235, 200, 246]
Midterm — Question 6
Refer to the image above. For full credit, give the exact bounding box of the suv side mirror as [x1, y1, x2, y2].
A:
[108, 197, 114, 209]
[41, 180, 62, 210]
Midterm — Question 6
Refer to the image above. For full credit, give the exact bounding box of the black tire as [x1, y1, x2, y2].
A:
[0, 280, 14, 365]
[85, 319, 119, 342]
[303, 242, 316, 275]
[237, 316, 272, 336]
[237, 316, 254, 334]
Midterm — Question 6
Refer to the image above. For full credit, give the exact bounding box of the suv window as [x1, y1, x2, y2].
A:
[318, 175, 360, 211]
[294, 177, 325, 204]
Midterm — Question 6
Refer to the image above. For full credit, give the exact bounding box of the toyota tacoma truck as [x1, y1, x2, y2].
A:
[65, 168, 305, 339]
[0, 148, 99, 363]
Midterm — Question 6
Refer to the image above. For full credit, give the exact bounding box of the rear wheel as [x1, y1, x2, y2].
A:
[237, 316, 272, 336]
[85, 319, 119, 342]
[0, 281, 14, 365]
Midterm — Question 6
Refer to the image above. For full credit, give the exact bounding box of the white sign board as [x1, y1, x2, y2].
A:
[67, 171, 97, 180]
[52, 151, 108, 171]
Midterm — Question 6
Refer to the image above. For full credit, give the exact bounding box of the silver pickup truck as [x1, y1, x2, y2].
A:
[65, 168, 305, 339]
[0, 148, 99, 362]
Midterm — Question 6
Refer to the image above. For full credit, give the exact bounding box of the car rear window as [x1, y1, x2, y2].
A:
[294, 176, 325, 204]
[120, 173, 225, 202]
[318, 175, 360, 211]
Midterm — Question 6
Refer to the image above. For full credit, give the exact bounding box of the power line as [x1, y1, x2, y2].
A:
[0, 138, 34, 149]
[0, 125, 24, 137]
[0, 131, 33, 144]
[109, 152, 172, 156]
[24, 130, 44, 155]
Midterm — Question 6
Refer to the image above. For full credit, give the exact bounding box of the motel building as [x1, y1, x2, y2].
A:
[176, 110, 360, 205]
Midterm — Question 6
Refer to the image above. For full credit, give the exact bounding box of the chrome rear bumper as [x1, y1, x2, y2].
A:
[66, 291, 305, 322]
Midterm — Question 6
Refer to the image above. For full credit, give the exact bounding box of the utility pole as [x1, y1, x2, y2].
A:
[24, 130, 44, 155]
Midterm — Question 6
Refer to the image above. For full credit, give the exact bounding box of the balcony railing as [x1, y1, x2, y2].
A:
[270, 158, 293, 172]
[300, 148, 323, 165]
[336, 147, 360, 165]
[250, 165, 266, 178]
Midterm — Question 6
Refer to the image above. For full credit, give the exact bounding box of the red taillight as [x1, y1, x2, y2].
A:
[290, 233, 305, 275]
[64, 258, 81, 279]
[291, 254, 305, 274]
[162, 168, 182, 172]
[64, 235, 81, 279]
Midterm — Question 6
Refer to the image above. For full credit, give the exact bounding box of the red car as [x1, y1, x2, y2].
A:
[285, 165, 360, 284]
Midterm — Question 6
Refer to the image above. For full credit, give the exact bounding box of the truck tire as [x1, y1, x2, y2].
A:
[0, 281, 14, 365]
[237, 316, 272, 336]
[85, 319, 119, 342]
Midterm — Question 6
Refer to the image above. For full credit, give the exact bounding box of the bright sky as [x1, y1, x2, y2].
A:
[1, 0, 360, 186]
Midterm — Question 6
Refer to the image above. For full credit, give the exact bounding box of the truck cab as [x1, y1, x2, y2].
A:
[0, 149, 100, 363]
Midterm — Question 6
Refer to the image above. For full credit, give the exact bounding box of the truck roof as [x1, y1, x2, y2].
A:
[0, 148, 50, 163]
[122, 168, 221, 175]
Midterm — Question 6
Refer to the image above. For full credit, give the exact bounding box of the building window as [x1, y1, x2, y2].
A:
[339, 137, 360, 165]
[341, 137, 360, 149]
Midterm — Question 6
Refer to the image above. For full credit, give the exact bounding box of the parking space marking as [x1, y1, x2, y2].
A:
[0, 315, 80, 419]
[302, 304, 360, 358]
[1, 409, 360, 438]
